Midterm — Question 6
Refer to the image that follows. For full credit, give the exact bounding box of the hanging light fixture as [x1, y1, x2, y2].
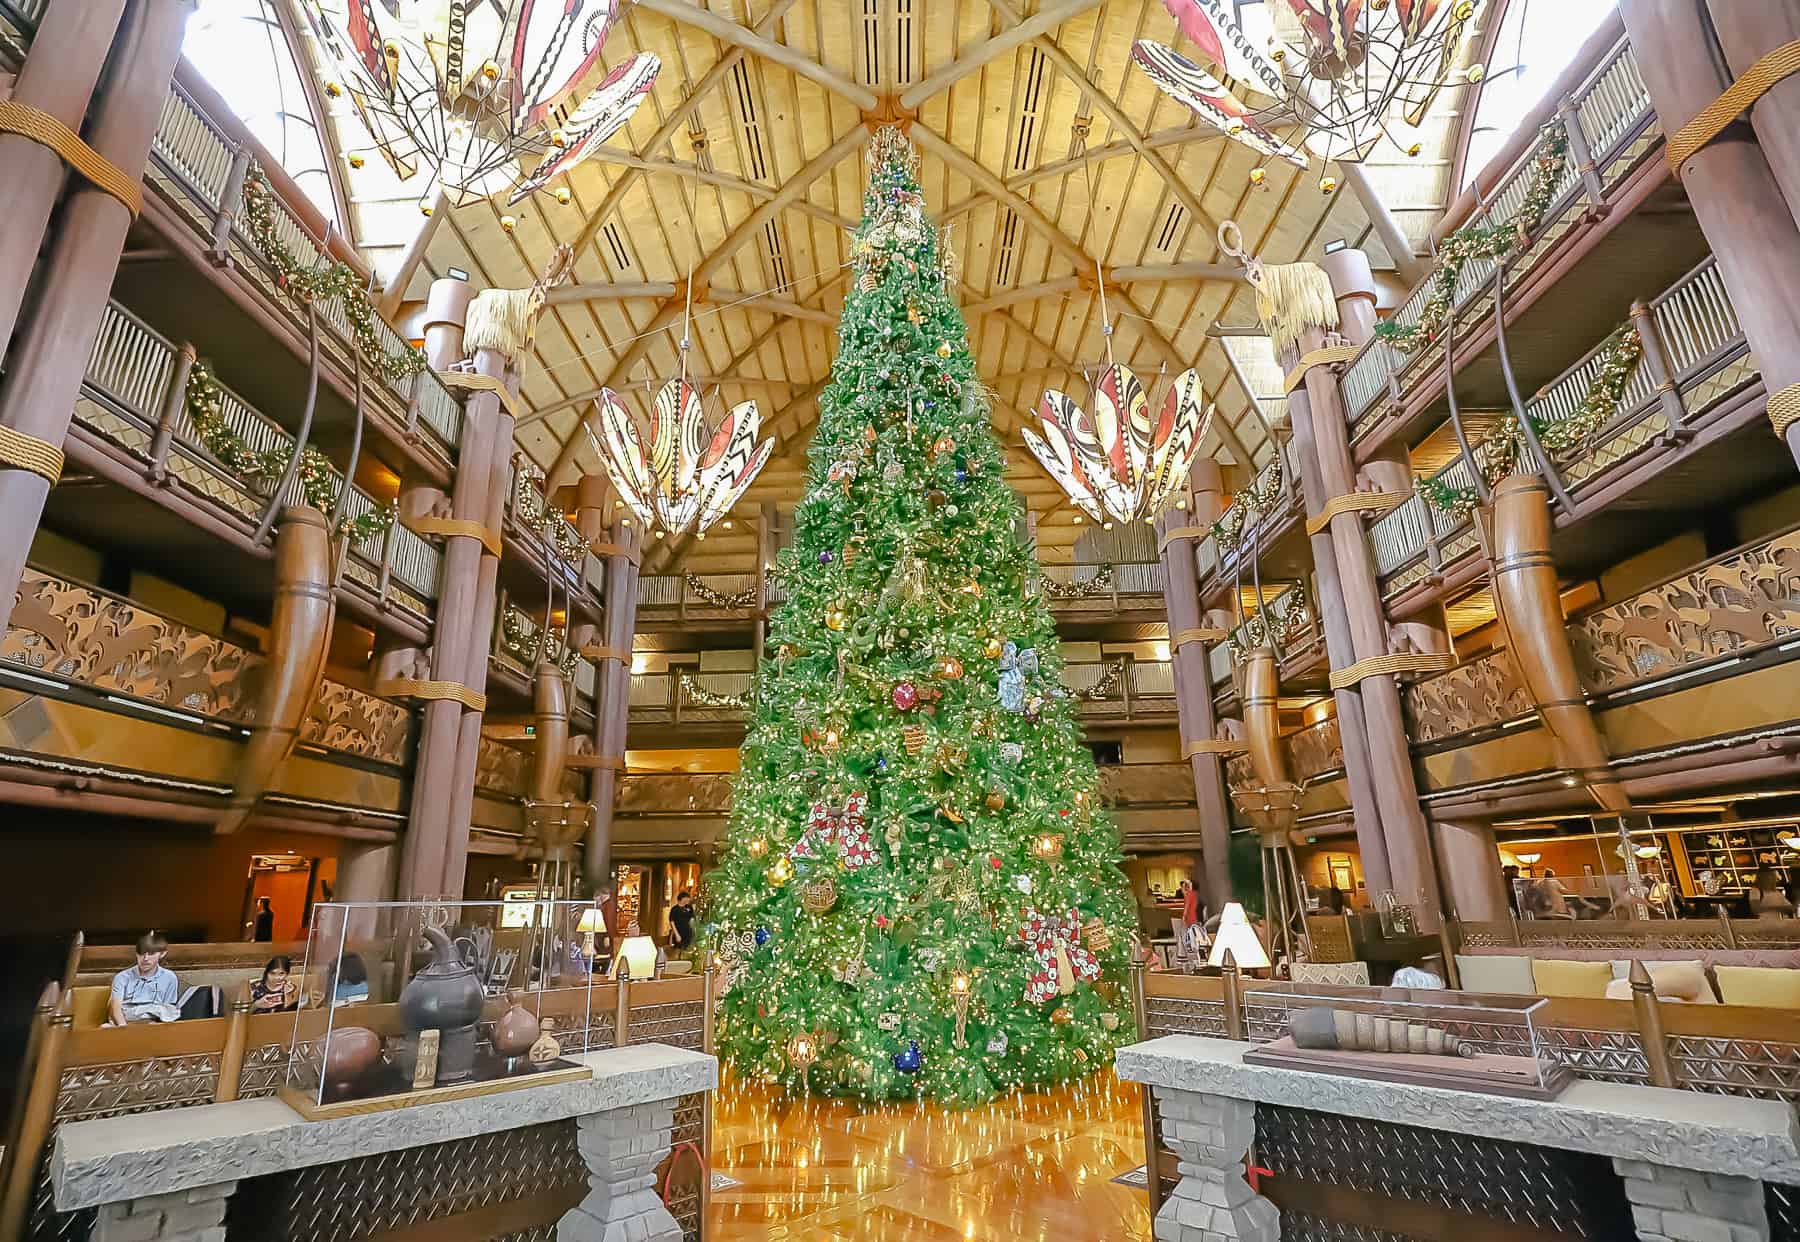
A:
[1132, 0, 1483, 175]
[298, 0, 660, 208]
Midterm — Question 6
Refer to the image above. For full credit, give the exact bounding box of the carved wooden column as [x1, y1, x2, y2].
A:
[1620, 0, 1800, 467]
[1291, 312, 1439, 928]
[0, 0, 193, 638]
[0, 0, 128, 369]
[1432, 819, 1511, 922]
[1156, 459, 1234, 910]
[440, 348, 520, 898]
[1276, 355, 1395, 897]
[583, 516, 643, 893]
[1701, 4, 1800, 236]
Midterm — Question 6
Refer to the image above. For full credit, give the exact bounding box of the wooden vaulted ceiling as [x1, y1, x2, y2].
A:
[293, 0, 1481, 572]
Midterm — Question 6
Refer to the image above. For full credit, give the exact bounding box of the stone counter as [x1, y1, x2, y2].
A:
[53, 1043, 716, 1242]
[1118, 1035, 1796, 1242]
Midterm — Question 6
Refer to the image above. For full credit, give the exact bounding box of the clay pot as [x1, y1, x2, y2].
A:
[399, 926, 486, 1084]
[324, 1025, 381, 1090]
[493, 993, 541, 1059]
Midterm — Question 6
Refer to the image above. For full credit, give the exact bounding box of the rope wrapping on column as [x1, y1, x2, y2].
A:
[403, 514, 503, 558]
[1768, 383, 1800, 438]
[1283, 344, 1361, 393]
[373, 678, 489, 711]
[0, 425, 64, 483]
[1665, 39, 1800, 174]
[1327, 650, 1457, 690]
[1171, 626, 1226, 648]
[0, 101, 143, 216]
[1183, 738, 1248, 758]
[1304, 490, 1408, 536]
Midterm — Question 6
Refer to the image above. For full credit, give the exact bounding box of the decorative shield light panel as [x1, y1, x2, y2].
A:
[1025, 367, 1213, 526]
[297, 0, 660, 207]
[1134, 0, 1481, 172]
[588, 380, 773, 537]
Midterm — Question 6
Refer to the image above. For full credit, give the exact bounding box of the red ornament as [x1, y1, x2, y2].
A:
[892, 681, 919, 711]
[875, 914, 890, 929]
[989, 856, 1002, 869]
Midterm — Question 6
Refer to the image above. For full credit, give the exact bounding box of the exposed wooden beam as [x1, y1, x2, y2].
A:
[584, 151, 857, 229]
[1338, 160, 1429, 284]
[1008, 125, 1215, 192]
[547, 126, 868, 487]
[900, 0, 1106, 108]
[1113, 260, 1243, 283]
[547, 281, 680, 304]
[636, 0, 878, 110]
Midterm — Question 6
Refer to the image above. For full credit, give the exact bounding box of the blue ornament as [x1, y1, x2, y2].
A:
[876, 755, 888, 772]
[893, 1040, 922, 1073]
[754, 927, 771, 946]
[820, 549, 835, 564]
[954, 467, 968, 484]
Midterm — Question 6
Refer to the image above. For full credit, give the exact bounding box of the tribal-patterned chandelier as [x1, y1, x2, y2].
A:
[298, 0, 660, 209]
[1133, 0, 1483, 188]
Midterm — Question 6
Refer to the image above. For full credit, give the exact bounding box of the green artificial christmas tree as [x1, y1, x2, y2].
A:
[702, 128, 1135, 1105]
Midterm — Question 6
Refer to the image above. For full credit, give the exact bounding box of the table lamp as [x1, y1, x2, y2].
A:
[1207, 902, 1271, 971]
[576, 906, 606, 970]
[615, 933, 659, 981]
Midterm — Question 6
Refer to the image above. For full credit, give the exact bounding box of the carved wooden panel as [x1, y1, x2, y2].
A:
[1289, 718, 1343, 782]
[1404, 647, 1533, 743]
[477, 735, 530, 795]
[3, 569, 410, 766]
[1572, 528, 1800, 693]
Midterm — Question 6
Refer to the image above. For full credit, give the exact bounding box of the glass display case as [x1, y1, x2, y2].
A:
[282, 899, 625, 1119]
[1242, 983, 1570, 1098]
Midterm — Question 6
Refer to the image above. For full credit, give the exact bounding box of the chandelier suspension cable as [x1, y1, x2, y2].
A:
[678, 163, 700, 391]
[1081, 156, 1116, 370]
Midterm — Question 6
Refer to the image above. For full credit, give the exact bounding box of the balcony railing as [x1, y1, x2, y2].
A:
[505, 458, 605, 601]
[145, 82, 463, 459]
[1369, 254, 1754, 603]
[1341, 35, 1658, 440]
[1210, 582, 1319, 688]
[74, 300, 443, 622]
[2, 567, 411, 767]
[492, 598, 597, 702]
[1192, 452, 1298, 586]
[1404, 521, 1800, 746]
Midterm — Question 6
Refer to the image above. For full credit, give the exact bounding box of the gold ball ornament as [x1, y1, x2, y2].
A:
[346, 153, 365, 169]
[1249, 167, 1266, 187]
[986, 789, 1007, 812]
[1100, 1012, 1121, 1031]
[554, 186, 572, 205]
[937, 341, 953, 357]
[1050, 1006, 1073, 1025]
[767, 855, 793, 887]
[825, 608, 847, 631]
[747, 838, 768, 857]
[801, 875, 838, 914]
[787, 1032, 819, 1069]
[983, 636, 1004, 660]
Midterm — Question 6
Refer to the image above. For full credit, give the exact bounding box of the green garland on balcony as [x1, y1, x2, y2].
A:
[185, 362, 397, 544]
[1415, 324, 1644, 518]
[1211, 459, 1284, 550]
[1375, 126, 1570, 356]
[241, 170, 428, 386]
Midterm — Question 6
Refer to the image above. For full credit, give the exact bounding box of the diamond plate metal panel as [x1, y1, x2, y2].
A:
[1277, 1210, 1428, 1242]
[1768, 1181, 1800, 1242]
[1254, 1103, 1632, 1239]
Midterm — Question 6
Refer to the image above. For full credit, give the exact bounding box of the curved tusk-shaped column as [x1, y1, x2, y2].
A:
[1242, 645, 1292, 791]
[218, 506, 335, 833]
[1490, 474, 1629, 812]
[525, 661, 576, 857]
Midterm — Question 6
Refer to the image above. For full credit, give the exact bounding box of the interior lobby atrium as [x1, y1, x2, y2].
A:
[2, 0, 1799, 1239]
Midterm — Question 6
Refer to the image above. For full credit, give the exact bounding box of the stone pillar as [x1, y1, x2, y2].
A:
[0, 0, 193, 639]
[1152, 1088, 1279, 1242]
[91, 1179, 237, 1242]
[0, 0, 128, 369]
[1613, 1158, 1770, 1242]
[1620, 0, 1800, 468]
[1279, 353, 1395, 898]
[561, 1099, 681, 1242]
[1702, 4, 1800, 238]
[586, 517, 644, 893]
[1295, 320, 1439, 929]
[1158, 461, 1234, 912]
[1432, 819, 1510, 922]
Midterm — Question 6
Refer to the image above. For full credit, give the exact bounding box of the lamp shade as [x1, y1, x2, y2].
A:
[577, 907, 607, 934]
[616, 935, 658, 980]
[1207, 902, 1270, 971]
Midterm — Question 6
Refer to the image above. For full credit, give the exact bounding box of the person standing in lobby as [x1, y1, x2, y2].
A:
[669, 890, 695, 954]
[252, 896, 274, 942]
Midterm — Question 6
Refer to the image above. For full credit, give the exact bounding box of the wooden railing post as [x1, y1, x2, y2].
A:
[614, 975, 631, 1048]
[210, 143, 254, 264]
[1557, 99, 1608, 216]
[215, 981, 254, 1103]
[701, 955, 717, 1231]
[1128, 958, 1163, 1220]
[1629, 300, 1691, 442]
[148, 342, 196, 481]
[0, 985, 70, 1242]
[1629, 960, 1679, 1089]
[377, 518, 397, 605]
[1220, 949, 1246, 1040]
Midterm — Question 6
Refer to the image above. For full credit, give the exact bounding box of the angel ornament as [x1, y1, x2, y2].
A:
[998, 642, 1039, 713]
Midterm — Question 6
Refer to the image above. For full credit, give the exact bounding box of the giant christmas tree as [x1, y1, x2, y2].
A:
[703, 128, 1135, 1105]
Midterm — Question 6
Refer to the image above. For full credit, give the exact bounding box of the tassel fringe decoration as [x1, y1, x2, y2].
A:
[465, 286, 548, 360]
[1256, 261, 1339, 358]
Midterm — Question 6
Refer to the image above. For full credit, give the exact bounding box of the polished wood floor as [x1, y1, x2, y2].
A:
[707, 1070, 1154, 1241]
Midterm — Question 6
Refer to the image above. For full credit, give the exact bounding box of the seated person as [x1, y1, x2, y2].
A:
[1391, 956, 1446, 990]
[1749, 865, 1796, 920]
[252, 956, 299, 1012]
[109, 931, 179, 1024]
[330, 953, 370, 1006]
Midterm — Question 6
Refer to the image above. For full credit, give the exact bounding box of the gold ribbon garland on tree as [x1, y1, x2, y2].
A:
[1417, 324, 1643, 517]
[241, 170, 427, 386]
[1375, 125, 1570, 356]
[184, 362, 397, 543]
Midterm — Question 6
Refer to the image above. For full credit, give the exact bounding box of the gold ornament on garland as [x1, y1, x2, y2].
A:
[241, 171, 427, 385]
[184, 363, 396, 544]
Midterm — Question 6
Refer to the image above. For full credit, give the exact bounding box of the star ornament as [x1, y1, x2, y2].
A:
[1025, 366, 1213, 525]
[587, 378, 773, 536]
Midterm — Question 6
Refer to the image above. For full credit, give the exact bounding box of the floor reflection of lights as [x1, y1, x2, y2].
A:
[707, 1069, 1153, 1240]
